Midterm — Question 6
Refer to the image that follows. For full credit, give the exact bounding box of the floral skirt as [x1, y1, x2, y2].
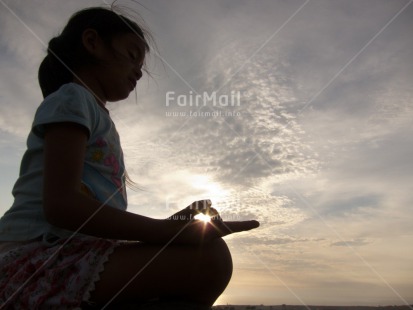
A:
[0, 236, 119, 309]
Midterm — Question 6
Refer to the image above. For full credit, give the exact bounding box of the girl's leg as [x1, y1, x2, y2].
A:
[90, 238, 233, 307]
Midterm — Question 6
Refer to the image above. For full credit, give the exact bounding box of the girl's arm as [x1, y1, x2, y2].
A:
[43, 122, 165, 243]
[43, 122, 259, 243]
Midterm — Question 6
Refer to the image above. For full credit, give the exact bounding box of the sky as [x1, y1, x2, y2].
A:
[0, 0, 412, 307]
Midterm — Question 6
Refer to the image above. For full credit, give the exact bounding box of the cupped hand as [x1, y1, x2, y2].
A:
[172, 217, 260, 244]
[209, 219, 260, 235]
[166, 199, 221, 221]
[164, 199, 259, 244]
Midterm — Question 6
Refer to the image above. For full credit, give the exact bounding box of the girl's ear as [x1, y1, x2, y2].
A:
[81, 28, 105, 57]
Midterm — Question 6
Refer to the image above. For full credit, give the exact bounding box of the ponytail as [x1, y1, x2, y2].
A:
[38, 30, 93, 98]
[38, 38, 75, 98]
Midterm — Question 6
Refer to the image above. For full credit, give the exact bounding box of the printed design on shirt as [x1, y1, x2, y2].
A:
[80, 182, 96, 199]
[88, 136, 125, 195]
[90, 137, 106, 162]
[104, 154, 121, 190]
[91, 149, 105, 162]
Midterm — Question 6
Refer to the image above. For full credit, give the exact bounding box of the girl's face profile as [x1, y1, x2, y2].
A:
[93, 32, 146, 102]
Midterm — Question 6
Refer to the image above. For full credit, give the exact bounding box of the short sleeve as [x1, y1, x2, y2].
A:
[32, 83, 98, 139]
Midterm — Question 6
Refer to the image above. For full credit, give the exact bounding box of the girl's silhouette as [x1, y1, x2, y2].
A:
[0, 6, 259, 309]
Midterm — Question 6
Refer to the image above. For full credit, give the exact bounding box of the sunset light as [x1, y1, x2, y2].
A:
[194, 213, 212, 223]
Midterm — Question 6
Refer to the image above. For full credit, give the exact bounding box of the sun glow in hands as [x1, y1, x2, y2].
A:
[194, 213, 212, 223]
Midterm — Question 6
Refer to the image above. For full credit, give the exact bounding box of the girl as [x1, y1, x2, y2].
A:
[0, 6, 259, 309]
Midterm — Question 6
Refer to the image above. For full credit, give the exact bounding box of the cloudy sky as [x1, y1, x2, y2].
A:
[1, 0, 412, 306]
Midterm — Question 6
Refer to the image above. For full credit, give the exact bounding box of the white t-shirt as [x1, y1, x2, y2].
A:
[0, 83, 127, 243]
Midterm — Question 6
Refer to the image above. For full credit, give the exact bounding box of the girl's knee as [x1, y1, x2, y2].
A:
[212, 238, 232, 264]
[201, 238, 233, 283]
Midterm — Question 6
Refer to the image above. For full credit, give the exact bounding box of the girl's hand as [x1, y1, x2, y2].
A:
[166, 199, 221, 221]
[161, 199, 259, 244]
[171, 218, 260, 244]
[164, 203, 259, 244]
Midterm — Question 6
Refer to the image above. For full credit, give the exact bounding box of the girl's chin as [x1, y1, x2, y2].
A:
[108, 90, 132, 102]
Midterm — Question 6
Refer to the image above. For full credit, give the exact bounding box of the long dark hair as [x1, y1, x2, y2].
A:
[38, 7, 151, 98]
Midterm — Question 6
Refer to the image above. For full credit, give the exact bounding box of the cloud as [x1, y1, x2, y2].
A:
[330, 238, 370, 247]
